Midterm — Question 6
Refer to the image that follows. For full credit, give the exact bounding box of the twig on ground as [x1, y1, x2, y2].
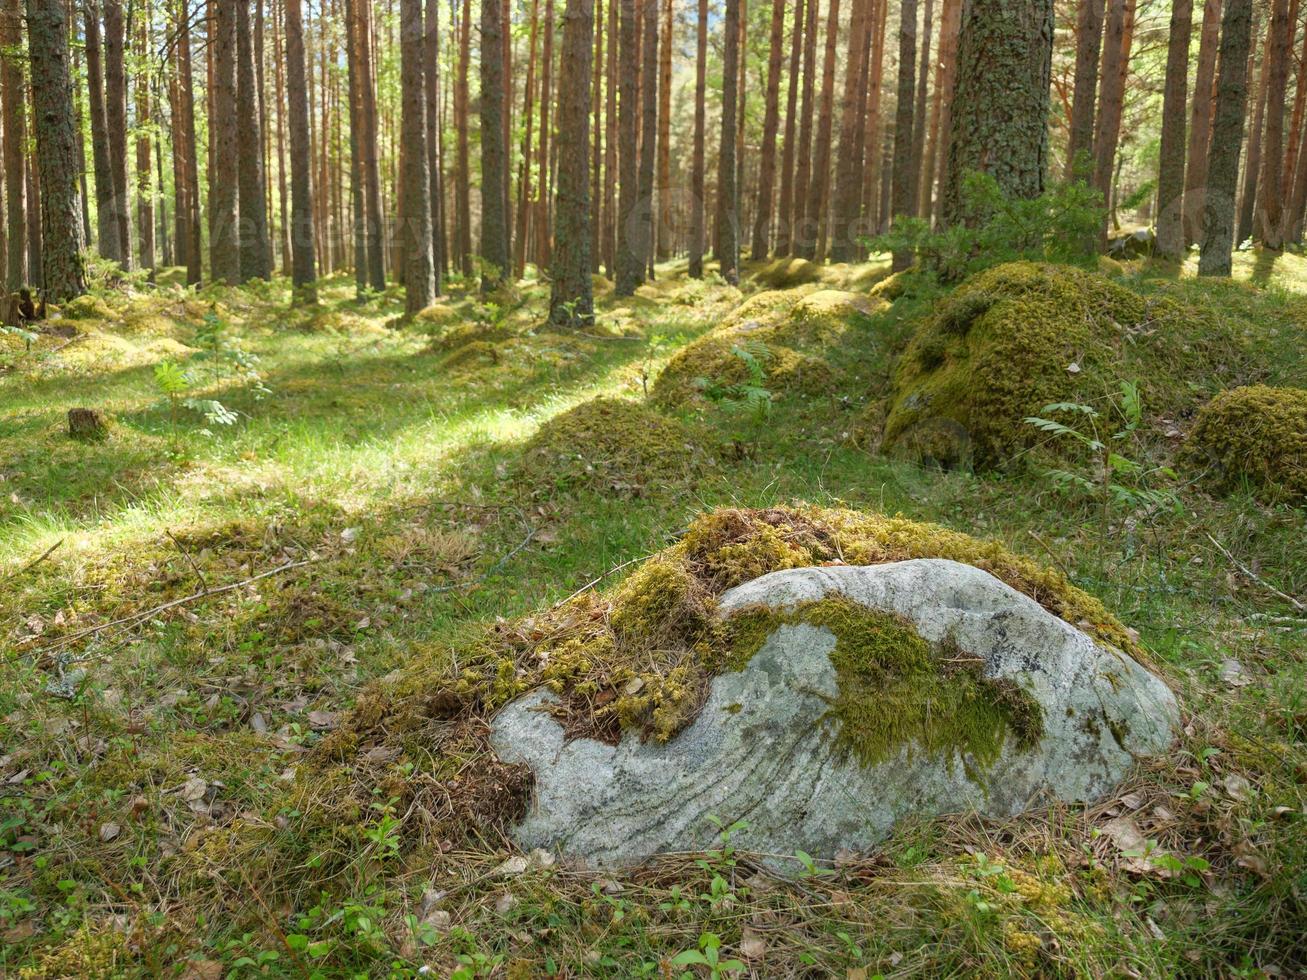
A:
[4, 538, 64, 582]
[1206, 533, 1306, 612]
[26, 557, 318, 657]
[429, 527, 538, 594]
[164, 527, 208, 591]
[553, 552, 655, 609]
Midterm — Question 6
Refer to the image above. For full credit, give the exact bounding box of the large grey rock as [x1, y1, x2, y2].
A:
[490, 559, 1179, 868]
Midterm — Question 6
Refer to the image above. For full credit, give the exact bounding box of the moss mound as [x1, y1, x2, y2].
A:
[1186, 385, 1307, 501]
[752, 256, 822, 289]
[331, 504, 1140, 782]
[881, 261, 1255, 469]
[57, 293, 118, 321]
[516, 396, 716, 496]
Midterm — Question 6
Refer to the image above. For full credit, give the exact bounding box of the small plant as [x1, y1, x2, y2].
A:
[1023, 380, 1180, 541]
[669, 932, 746, 979]
[154, 359, 239, 439]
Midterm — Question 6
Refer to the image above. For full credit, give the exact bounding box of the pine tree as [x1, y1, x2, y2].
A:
[1092, 0, 1136, 240]
[1066, 0, 1105, 178]
[1155, 0, 1192, 261]
[399, 0, 434, 314]
[1185, 0, 1224, 245]
[1198, 0, 1253, 276]
[798, 0, 840, 262]
[237, 0, 272, 280]
[941, 0, 1054, 228]
[26, 0, 86, 300]
[210, 0, 241, 283]
[285, 0, 316, 301]
[105, 0, 132, 267]
[615, 0, 641, 293]
[717, 0, 741, 284]
[776, 0, 805, 258]
[830, 0, 869, 262]
[890, 0, 918, 270]
[1257, 0, 1291, 248]
[479, 0, 510, 289]
[638, 0, 658, 276]
[549, 0, 596, 326]
[83, 1, 120, 264]
[0, 0, 23, 288]
[688, 0, 708, 278]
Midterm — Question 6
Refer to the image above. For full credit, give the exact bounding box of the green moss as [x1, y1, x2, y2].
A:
[752, 256, 822, 289]
[882, 261, 1257, 469]
[651, 328, 837, 407]
[1185, 385, 1307, 502]
[721, 597, 1043, 768]
[58, 293, 118, 321]
[516, 396, 715, 495]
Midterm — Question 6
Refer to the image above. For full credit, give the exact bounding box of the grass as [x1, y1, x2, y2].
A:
[1, 252, 1304, 977]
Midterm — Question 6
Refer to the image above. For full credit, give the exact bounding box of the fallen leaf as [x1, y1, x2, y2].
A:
[307, 710, 339, 730]
[180, 776, 207, 802]
[1223, 773, 1252, 801]
[740, 929, 766, 960]
[99, 822, 121, 842]
[494, 855, 529, 877]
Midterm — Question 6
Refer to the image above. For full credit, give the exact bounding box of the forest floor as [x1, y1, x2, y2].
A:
[1, 251, 1305, 978]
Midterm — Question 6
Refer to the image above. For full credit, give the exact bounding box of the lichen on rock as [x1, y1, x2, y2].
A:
[1185, 385, 1307, 502]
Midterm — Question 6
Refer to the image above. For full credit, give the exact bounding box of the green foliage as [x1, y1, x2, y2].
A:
[869, 173, 1104, 281]
[696, 341, 775, 424]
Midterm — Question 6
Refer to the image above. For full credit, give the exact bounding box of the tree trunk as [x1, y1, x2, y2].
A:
[603, 0, 618, 274]
[798, 0, 841, 261]
[178, 0, 201, 284]
[654, 0, 672, 259]
[923, 0, 959, 220]
[911, 0, 934, 200]
[550, 0, 596, 325]
[749, 0, 786, 261]
[104, 0, 132, 267]
[1198, 0, 1253, 276]
[26, 0, 86, 300]
[688, 0, 708, 277]
[590, 2, 604, 271]
[863, 0, 888, 231]
[830, 0, 870, 261]
[1065, 0, 1105, 179]
[535, 0, 555, 268]
[135, 1, 155, 279]
[399, 0, 433, 314]
[890, 0, 918, 270]
[454, 0, 472, 276]
[286, 0, 316, 300]
[514, 0, 540, 278]
[717, 0, 741, 283]
[1237, 15, 1267, 246]
[1155, 0, 1192, 261]
[1185, 0, 1224, 245]
[425, 0, 445, 292]
[941, 0, 1054, 228]
[236, 0, 271, 280]
[209, 0, 240, 282]
[637, 0, 658, 275]
[356, 0, 386, 289]
[1092, 0, 1136, 241]
[1257, 0, 1290, 247]
[479, 0, 510, 289]
[776, 0, 805, 258]
[615, 0, 641, 293]
[84, 1, 120, 264]
[790, 0, 819, 254]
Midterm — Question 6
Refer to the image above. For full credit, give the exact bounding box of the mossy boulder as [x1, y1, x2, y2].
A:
[516, 396, 716, 496]
[1186, 385, 1307, 502]
[752, 256, 822, 289]
[491, 559, 1177, 867]
[881, 261, 1255, 469]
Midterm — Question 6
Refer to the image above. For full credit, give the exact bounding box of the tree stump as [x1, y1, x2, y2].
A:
[67, 408, 108, 441]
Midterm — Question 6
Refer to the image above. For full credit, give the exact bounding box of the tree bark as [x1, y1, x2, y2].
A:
[911, 0, 935, 203]
[1065, 0, 1105, 179]
[688, 0, 708, 277]
[1185, 0, 1223, 245]
[425, 0, 445, 291]
[479, 0, 510, 289]
[830, 0, 871, 262]
[210, 0, 240, 283]
[1092, 0, 1135, 240]
[4, 0, 28, 288]
[513, 0, 540, 279]
[135, 1, 155, 279]
[862, 0, 888, 230]
[1198, 0, 1253, 276]
[922, 0, 959, 220]
[399, 0, 434, 314]
[237, 0, 271, 280]
[104, 0, 132, 267]
[749, 0, 786, 261]
[776, 0, 805, 257]
[454, 0, 472, 276]
[285, 0, 316, 300]
[26, 0, 86, 300]
[1237, 14, 1267, 246]
[615, 0, 641, 293]
[655, 0, 672, 260]
[941, 0, 1054, 228]
[356, 0, 386, 289]
[790, 0, 819, 254]
[890, 0, 918, 270]
[550, 0, 596, 326]
[717, 0, 740, 283]
[798, 0, 841, 261]
[177, 0, 201, 284]
[1256, 0, 1290, 247]
[637, 0, 658, 275]
[84, 1, 120, 264]
[1155, 0, 1192, 260]
[602, 0, 618, 274]
[590, 1, 605, 271]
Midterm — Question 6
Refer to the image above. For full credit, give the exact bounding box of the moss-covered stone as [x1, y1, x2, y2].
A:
[516, 396, 716, 496]
[1186, 385, 1307, 501]
[720, 596, 1043, 767]
[881, 261, 1257, 469]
